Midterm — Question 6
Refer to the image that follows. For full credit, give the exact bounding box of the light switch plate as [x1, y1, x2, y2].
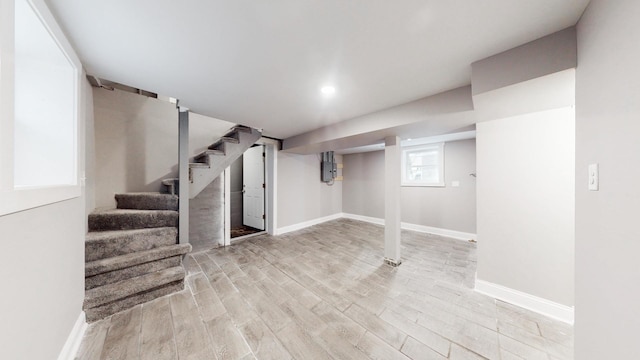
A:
[451, 181, 460, 187]
[588, 163, 599, 191]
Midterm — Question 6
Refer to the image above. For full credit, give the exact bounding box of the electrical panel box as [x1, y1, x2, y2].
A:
[321, 151, 337, 182]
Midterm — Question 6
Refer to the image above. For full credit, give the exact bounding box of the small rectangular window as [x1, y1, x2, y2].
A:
[0, 0, 82, 216]
[14, 0, 77, 188]
[401, 143, 444, 187]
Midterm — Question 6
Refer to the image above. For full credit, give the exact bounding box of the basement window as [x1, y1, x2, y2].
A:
[0, 0, 82, 215]
[401, 143, 445, 187]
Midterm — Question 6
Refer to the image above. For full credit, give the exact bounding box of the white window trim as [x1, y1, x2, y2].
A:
[401, 142, 445, 187]
[0, 0, 83, 216]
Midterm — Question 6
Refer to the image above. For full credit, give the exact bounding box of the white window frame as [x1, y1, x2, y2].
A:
[0, 0, 82, 216]
[401, 142, 445, 187]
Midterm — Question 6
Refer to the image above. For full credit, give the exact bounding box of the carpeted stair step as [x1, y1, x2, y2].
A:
[85, 281, 184, 322]
[84, 266, 185, 309]
[84, 266, 186, 313]
[86, 256, 181, 290]
[85, 227, 178, 262]
[88, 209, 178, 231]
[161, 178, 179, 195]
[115, 192, 179, 211]
[86, 243, 192, 278]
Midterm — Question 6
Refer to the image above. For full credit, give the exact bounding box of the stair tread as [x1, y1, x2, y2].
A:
[85, 227, 177, 242]
[220, 136, 240, 143]
[86, 243, 191, 277]
[233, 125, 252, 133]
[84, 266, 185, 309]
[86, 227, 178, 261]
[189, 162, 210, 168]
[115, 192, 175, 196]
[196, 149, 225, 158]
[115, 192, 179, 211]
[88, 209, 179, 232]
[92, 208, 178, 214]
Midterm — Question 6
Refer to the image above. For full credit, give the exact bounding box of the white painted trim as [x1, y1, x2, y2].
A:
[401, 222, 476, 241]
[341, 213, 476, 241]
[265, 143, 277, 235]
[275, 213, 343, 235]
[57, 311, 87, 360]
[230, 231, 267, 243]
[341, 213, 384, 225]
[223, 167, 231, 246]
[475, 279, 574, 324]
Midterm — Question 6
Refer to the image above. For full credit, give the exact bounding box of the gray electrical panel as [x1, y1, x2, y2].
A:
[321, 151, 337, 182]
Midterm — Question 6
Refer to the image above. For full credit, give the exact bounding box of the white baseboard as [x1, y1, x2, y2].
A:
[57, 311, 87, 360]
[475, 279, 574, 324]
[400, 222, 476, 241]
[341, 213, 384, 225]
[275, 213, 344, 235]
[341, 213, 476, 241]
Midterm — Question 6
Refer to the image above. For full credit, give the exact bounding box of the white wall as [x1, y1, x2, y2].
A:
[476, 107, 575, 307]
[471, 27, 577, 95]
[0, 78, 92, 360]
[92, 88, 234, 208]
[576, 0, 640, 358]
[276, 152, 342, 228]
[342, 139, 477, 234]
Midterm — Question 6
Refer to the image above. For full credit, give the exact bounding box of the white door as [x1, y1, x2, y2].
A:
[243, 145, 265, 230]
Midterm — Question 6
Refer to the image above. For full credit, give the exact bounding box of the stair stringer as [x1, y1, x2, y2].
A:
[189, 128, 261, 198]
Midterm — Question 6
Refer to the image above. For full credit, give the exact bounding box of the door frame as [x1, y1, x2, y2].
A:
[222, 138, 278, 246]
[242, 144, 265, 231]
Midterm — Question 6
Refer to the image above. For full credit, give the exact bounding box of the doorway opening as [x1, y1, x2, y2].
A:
[223, 139, 278, 246]
[229, 144, 265, 240]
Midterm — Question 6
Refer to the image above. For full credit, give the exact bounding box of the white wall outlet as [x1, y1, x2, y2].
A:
[451, 181, 460, 187]
[588, 163, 599, 191]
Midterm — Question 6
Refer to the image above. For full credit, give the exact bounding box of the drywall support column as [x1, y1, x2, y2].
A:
[384, 136, 402, 266]
[178, 108, 189, 244]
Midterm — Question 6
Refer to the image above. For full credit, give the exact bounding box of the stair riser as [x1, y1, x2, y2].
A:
[86, 228, 177, 262]
[116, 194, 179, 211]
[86, 244, 191, 277]
[161, 179, 179, 196]
[85, 281, 184, 322]
[86, 256, 181, 290]
[84, 267, 185, 309]
[88, 212, 178, 231]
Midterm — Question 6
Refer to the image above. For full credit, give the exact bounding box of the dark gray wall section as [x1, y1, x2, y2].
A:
[343, 139, 476, 233]
[230, 155, 243, 228]
[472, 27, 577, 95]
[189, 176, 223, 252]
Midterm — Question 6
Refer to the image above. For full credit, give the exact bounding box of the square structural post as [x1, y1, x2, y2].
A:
[384, 136, 402, 266]
[178, 108, 189, 244]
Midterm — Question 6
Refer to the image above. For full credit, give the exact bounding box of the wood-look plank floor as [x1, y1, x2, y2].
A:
[76, 219, 573, 360]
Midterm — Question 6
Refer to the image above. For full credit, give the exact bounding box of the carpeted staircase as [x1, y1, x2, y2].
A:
[84, 193, 191, 322]
[83, 124, 261, 322]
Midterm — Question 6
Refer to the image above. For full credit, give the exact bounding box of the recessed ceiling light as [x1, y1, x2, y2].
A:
[407, 138, 412, 141]
[321, 86, 336, 96]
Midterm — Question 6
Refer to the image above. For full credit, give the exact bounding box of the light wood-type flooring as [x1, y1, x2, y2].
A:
[76, 218, 573, 360]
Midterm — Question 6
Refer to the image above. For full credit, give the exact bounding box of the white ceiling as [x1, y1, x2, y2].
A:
[46, 0, 589, 139]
